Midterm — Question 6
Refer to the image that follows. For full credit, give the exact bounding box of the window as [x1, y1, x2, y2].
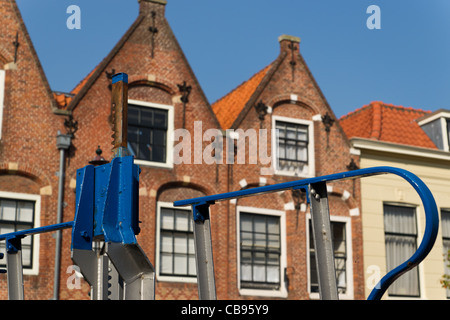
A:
[237, 206, 287, 297]
[308, 216, 353, 299]
[156, 202, 196, 282]
[384, 204, 419, 297]
[446, 119, 450, 151]
[0, 192, 40, 275]
[127, 99, 173, 168]
[0, 69, 5, 139]
[418, 110, 450, 152]
[441, 209, 450, 298]
[272, 116, 314, 177]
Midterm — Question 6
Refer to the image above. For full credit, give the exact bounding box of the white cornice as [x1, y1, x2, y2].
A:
[350, 138, 450, 161]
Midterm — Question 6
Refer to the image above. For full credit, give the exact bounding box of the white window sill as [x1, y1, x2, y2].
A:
[134, 159, 173, 169]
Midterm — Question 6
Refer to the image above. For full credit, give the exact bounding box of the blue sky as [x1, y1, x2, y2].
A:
[15, 0, 450, 118]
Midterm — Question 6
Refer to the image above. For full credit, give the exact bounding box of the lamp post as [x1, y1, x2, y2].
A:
[53, 131, 71, 300]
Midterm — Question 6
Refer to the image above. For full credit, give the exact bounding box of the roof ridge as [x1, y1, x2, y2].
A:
[340, 101, 431, 120]
[370, 102, 382, 140]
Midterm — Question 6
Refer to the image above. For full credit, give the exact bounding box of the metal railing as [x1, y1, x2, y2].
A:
[174, 166, 440, 300]
[0, 166, 439, 300]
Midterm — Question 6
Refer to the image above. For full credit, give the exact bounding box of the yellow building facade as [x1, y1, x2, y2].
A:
[341, 103, 450, 299]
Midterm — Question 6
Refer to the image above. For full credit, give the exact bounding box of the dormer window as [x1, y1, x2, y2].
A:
[272, 115, 315, 177]
[418, 110, 450, 152]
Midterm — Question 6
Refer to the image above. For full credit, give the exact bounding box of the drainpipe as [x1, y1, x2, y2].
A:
[53, 131, 72, 300]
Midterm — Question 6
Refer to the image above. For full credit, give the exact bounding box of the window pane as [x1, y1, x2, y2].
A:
[141, 108, 153, 125]
[154, 110, 167, 129]
[268, 234, 280, 248]
[0, 225, 14, 234]
[153, 130, 166, 147]
[241, 264, 252, 281]
[241, 231, 253, 247]
[267, 266, 280, 283]
[297, 129, 308, 141]
[286, 126, 296, 139]
[18, 202, 33, 223]
[128, 126, 139, 144]
[253, 264, 265, 282]
[160, 253, 173, 274]
[188, 256, 196, 275]
[254, 215, 265, 233]
[188, 235, 195, 254]
[286, 141, 296, 160]
[240, 216, 252, 232]
[297, 146, 307, 162]
[140, 128, 151, 145]
[161, 209, 173, 229]
[174, 233, 187, 253]
[384, 205, 416, 234]
[1, 200, 16, 221]
[139, 143, 151, 161]
[174, 254, 187, 274]
[160, 232, 172, 252]
[175, 210, 189, 231]
[254, 233, 266, 248]
[151, 146, 166, 163]
[128, 108, 139, 125]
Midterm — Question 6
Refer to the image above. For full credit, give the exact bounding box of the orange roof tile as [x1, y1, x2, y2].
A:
[211, 65, 271, 129]
[339, 101, 436, 149]
[53, 67, 97, 109]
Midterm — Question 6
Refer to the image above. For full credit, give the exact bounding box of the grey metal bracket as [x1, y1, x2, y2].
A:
[309, 181, 338, 300]
[191, 202, 216, 300]
[105, 242, 155, 300]
[6, 236, 24, 300]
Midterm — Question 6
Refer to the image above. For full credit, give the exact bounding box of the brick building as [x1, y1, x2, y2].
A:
[0, 0, 69, 299]
[210, 34, 363, 299]
[0, 0, 364, 299]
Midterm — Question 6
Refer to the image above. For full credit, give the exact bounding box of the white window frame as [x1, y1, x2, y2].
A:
[155, 201, 197, 284]
[0, 69, 5, 140]
[128, 99, 174, 169]
[271, 115, 315, 177]
[306, 214, 354, 300]
[0, 191, 41, 275]
[236, 205, 288, 298]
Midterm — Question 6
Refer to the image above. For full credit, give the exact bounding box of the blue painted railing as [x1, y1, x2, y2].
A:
[174, 166, 440, 300]
[0, 166, 439, 299]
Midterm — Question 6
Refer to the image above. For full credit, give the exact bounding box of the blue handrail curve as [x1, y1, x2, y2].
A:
[174, 166, 439, 300]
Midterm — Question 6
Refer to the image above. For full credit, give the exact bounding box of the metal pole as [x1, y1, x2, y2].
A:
[309, 182, 338, 300]
[6, 237, 24, 300]
[54, 132, 71, 300]
[192, 202, 216, 300]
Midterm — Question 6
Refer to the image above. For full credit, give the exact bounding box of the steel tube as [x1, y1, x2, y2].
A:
[309, 182, 338, 300]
